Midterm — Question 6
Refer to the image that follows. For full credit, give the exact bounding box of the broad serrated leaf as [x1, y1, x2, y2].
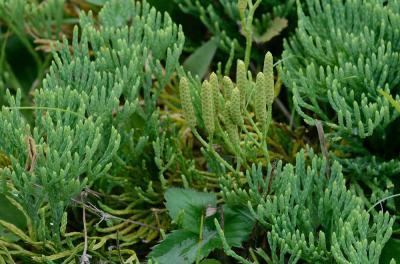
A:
[222, 206, 255, 247]
[165, 188, 216, 233]
[149, 229, 220, 264]
[183, 38, 219, 79]
[152, 189, 255, 263]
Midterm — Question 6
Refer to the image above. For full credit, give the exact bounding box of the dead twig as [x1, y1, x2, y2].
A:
[71, 198, 159, 231]
[80, 192, 91, 264]
[275, 98, 292, 125]
[315, 120, 330, 177]
[116, 231, 124, 264]
[25, 136, 37, 173]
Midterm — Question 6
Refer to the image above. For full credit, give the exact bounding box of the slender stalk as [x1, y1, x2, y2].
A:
[195, 214, 204, 264]
[262, 109, 272, 164]
[80, 192, 89, 264]
[192, 130, 237, 174]
[241, 124, 261, 148]
[367, 193, 400, 213]
[242, 0, 261, 70]
[245, 111, 262, 138]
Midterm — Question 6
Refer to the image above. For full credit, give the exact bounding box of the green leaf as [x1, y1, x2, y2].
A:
[165, 188, 216, 233]
[0, 195, 26, 229]
[380, 238, 400, 264]
[0, 195, 27, 242]
[222, 206, 255, 247]
[253, 17, 288, 44]
[183, 38, 219, 79]
[149, 229, 220, 264]
[200, 260, 222, 264]
[154, 189, 255, 263]
[85, 0, 109, 6]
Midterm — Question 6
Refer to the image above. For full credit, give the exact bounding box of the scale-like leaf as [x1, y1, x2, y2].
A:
[222, 206, 254, 247]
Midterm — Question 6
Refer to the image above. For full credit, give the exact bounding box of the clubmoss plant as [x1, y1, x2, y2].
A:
[282, 0, 400, 207]
[0, 0, 184, 257]
[218, 149, 395, 263]
[174, 0, 296, 62]
[179, 52, 276, 176]
[282, 0, 400, 138]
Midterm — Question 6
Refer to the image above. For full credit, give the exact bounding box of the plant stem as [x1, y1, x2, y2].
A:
[192, 129, 237, 175]
[195, 214, 204, 264]
[243, 0, 261, 70]
[262, 108, 272, 164]
[80, 193, 89, 264]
